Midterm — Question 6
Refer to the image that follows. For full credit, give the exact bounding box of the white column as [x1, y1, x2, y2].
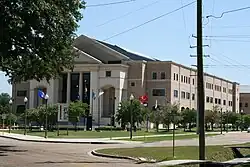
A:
[47, 79, 54, 104]
[66, 72, 71, 103]
[90, 71, 98, 122]
[79, 72, 83, 101]
[29, 89, 34, 108]
[115, 89, 122, 113]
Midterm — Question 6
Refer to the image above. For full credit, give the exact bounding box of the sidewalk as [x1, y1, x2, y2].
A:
[109, 131, 220, 140]
[0, 132, 142, 144]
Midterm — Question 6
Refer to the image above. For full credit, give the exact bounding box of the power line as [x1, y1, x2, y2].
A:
[103, 1, 196, 41]
[204, 39, 250, 42]
[206, 6, 250, 19]
[86, 0, 135, 7]
[180, 0, 190, 46]
[97, 0, 162, 27]
[204, 35, 250, 38]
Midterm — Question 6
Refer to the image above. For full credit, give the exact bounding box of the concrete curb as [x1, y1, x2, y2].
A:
[0, 135, 123, 144]
[91, 149, 139, 161]
[91, 149, 157, 164]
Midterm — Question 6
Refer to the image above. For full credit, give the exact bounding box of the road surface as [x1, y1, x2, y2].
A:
[0, 137, 151, 167]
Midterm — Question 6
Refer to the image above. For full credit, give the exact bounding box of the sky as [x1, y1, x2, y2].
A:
[1, 0, 250, 95]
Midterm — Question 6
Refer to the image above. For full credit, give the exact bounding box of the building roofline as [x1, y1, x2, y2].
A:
[144, 60, 239, 85]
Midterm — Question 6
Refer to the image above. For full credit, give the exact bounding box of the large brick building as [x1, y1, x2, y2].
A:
[12, 35, 240, 125]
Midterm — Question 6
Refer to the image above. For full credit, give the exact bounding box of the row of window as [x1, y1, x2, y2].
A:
[206, 96, 233, 106]
[152, 72, 166, 80]
[240, 103, 248, 108]
[173, 90, 195, 100]
[206, 82, 233, 94]
[173, 73, 195, 85]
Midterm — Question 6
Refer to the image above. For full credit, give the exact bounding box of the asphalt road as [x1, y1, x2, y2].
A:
[0, 137, 152, 167]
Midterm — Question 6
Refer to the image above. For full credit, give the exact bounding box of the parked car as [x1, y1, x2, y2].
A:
[247, 127, 250, 133]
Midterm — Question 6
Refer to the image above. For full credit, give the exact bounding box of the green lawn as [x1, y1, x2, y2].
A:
[97, 144, 250, 163]
[124, 134, 218, 142]
[5, 129, 192, 138]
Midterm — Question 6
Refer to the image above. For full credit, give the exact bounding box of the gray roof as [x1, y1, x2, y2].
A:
[97, 40, 159, 61]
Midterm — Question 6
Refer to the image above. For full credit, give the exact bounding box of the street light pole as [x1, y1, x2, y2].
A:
[226, 111, 229, 133]
[241, 110, 243, 132]
[172, 111, 175, 158]
[44, 94, 49, 138]
[24, 97, 28, 135]
[9, 99, 13, 133]
[129, 94, 134, 140]
[197, 0, 205, 161]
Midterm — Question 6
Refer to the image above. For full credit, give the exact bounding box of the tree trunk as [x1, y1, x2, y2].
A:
[167, 124, 170, 131]
[189, 122, 191, 131]
[211, 122, 214, 131]
[156, 122, 159, 132]
[205, 123, 208, 131]
[75, 123, 77, 132]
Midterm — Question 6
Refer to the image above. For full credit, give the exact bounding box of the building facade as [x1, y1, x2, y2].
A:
[12, 35, 240, 125]
[239, 85, 250, 114]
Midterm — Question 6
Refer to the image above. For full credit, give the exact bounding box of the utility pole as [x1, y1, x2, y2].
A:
[197, 0, 205, 162]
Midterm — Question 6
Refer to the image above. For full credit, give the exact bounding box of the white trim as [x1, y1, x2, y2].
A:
[73, 47, 102, 64]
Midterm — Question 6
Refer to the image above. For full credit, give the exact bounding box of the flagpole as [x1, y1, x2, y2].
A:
[98, 89, 100, 127]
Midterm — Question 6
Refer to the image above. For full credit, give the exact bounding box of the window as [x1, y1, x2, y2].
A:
[184, 76, 186, 83]
[174, 90, 178, 97]
[152, 89, 165, 96]
[228, 89, 233, 94]
[223, 100, 226, 105]
[192, 78, 195, 85]
[173, 73, 176, 80]
[181, 91, 185, 99]
[218, 99, 221, 105]
[106, 71, 111, 77]
[152, 72, 157, 80]
[206, 96, 210, 103]
[223, 87, 227, 93]
[176, 74, 179, 81]
[210, 97, 213, 103]
[186, 92, 190, 99]
[181, 75, 183, 82]
[188, 77, 190, 84]
[192, 93, 195, 100]
[240, 103, 242, 108]
[17, 90, 27, 97]
[215, 98, 218, 104]
[160, 72, 166, 79]
[245, 103, 248, 108]
[130, 82, 135, 87]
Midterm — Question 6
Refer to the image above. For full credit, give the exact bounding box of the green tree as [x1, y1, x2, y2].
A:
[162, 104, 172, 131]
[181, 108, 197, 131]
[116, 100, 146, 130]
[205, 108, 219, 131]
[1, 0, 85, 82]
[68, 101, 88, 131]
[243, 114, 250, 129]
[228, 112, 240, 131]
[0, 93, 11, 114]
[37, 104, 58, 130]
[150, 106, 163, 132]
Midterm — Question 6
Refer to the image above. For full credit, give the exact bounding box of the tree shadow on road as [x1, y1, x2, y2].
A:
[0, 145, 28, 156]
[35, 160, 132, 164]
